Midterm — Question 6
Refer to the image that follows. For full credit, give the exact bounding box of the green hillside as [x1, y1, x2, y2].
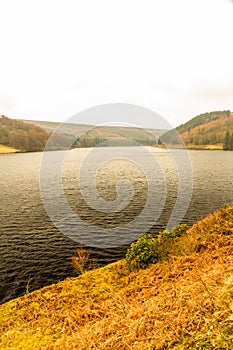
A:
[161, 110, 232, 149]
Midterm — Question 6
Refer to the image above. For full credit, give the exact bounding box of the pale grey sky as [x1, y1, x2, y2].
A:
[0, 0, 232, 127]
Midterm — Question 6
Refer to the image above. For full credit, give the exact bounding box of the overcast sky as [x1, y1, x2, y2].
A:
[0, 0, 232, 128]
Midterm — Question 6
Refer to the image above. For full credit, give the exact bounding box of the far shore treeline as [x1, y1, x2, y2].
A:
[0, 115, 160, 152]
[0, 110, 233, 152]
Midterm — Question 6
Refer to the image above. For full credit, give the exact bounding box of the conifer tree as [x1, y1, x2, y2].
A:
[229, 133, 233, 151]
[223, 130, 230, 150]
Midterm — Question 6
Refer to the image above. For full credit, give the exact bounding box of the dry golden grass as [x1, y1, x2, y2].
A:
[0, 144, 20, 153]
[1, 205, 233, 349]
[187, 144, 223, 150]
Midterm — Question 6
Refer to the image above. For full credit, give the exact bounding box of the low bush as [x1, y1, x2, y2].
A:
[126, 224, 189, 271]
[125, 234, 159, 270]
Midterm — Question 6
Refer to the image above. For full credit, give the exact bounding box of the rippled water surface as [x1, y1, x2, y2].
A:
[1, 148, 233, 303]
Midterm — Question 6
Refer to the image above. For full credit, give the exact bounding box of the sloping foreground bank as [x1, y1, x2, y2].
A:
[1, 206, 233, 349]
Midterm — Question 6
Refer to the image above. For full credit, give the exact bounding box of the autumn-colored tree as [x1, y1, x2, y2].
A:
[0, 116, 49, 151]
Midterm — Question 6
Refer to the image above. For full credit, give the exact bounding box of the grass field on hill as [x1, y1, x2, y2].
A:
[1, 205, 233, 349]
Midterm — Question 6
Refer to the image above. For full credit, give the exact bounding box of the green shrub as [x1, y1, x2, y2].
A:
[125, 234, 160, 270]
[125, 225, 189, 271]
[155, 224, 189, 245]
[168, 224, 189, 238]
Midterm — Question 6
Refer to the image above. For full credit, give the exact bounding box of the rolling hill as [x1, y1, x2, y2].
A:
[4, 110, 233, 152]
[161, 110, 232, 149]
[0, 116, 166, 152]
[24, 119, 166, 148]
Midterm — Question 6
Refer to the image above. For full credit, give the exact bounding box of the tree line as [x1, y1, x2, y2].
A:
[73, 136, 157, 148]
[0, 116, 158, 152]
[223, 130, 233, 150]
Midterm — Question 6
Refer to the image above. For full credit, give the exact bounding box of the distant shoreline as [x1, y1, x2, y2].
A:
[154, 144, 223, 151]
[0, 143, 226, 154]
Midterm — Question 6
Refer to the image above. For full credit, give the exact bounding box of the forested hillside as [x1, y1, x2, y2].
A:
[161, 110, 232, 149]
[5, 110, 233, 152]
[0, 116, 162, 152]
[0, 116, 50, 151]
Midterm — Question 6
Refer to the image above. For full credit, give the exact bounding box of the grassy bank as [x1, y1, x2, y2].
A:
[154, 144, 223, 150]
[187, 144, 223, 150]
[0, 144, 20, 153]
[1, 205, 233, 349]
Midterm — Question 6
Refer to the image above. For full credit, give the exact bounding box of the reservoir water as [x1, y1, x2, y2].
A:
[1, 147, 233, 304]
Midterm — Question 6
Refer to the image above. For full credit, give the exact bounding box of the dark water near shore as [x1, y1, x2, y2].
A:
[1, 148, 233, 304]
